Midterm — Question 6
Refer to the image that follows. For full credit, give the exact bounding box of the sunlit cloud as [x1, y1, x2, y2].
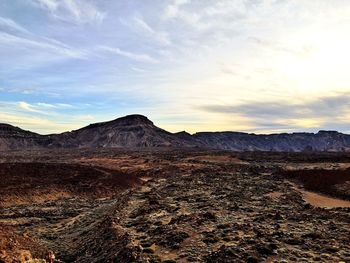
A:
[18, 101, 38, 112]
[0, 101, 96, 134]
[201, 93, 350, 133]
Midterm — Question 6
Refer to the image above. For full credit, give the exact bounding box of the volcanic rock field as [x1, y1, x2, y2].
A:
[0, 149, 350, 262]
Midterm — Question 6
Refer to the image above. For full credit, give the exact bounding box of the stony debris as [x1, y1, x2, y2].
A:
[0, 149, 350, 262]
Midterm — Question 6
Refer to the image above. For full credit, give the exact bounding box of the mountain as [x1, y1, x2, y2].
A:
[193, 130, 350, 152]
[1, 114, 350, 151]
[0, 124, 48, 150]
[47, 114, 197, 148]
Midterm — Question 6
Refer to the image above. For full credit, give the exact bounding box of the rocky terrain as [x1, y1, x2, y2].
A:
[0, 124, 47, 150]
[194, 130, 350, 152]
[49, 115, 198, 148]
[0, 149, 350, 262]
[2, 114, 350, 151]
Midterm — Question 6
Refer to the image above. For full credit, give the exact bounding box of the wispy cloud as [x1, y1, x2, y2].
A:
[0, 32, 87, 59]
[36, 102, 73, 109]
[0, 101, 88, 134]
[0, 16, 30, 34]
[163, 0, 191, 20]
[31, 0, 105, 24]
[18, 101, 38, 112]
[247, 36, 315, 59]
[0, 111, 79, 134]
[98, 46, 159, 63]
[162, 0, 243, 32]
[34, 0, 58, 11]
[121, 16, 171, 46]
[16, 101, 74, 115]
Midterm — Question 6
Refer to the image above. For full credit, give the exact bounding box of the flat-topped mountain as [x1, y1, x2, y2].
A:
[79, 114, 154, 129]
[193, 130, 350, 152]
[1, 114, 350, 151]
[48, 114, 197, 148]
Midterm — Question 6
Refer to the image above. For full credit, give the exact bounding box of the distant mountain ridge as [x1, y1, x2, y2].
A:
[1, 114, 350, 152]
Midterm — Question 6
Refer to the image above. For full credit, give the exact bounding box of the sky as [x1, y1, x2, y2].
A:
[1, 0, 350, 134]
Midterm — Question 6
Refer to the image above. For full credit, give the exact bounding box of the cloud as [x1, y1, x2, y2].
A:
[201, 93, 350, 131]
[163, 0, 190, 20]
[204, 94, 350, 121]
[163, 1, 201, 29]
[132, 16, 155, 34]
[0, 30, 89, 74]
[162, 0, 245, 32]
[17, 101, 55, 115]
[131, 67, 148, 73]
[35, 0, 58, 11]
[0, 13, 91, 74]
[0, 112, 54, 127]
[0, 32, 86, 58]
[0, 111, 76, 134]
[18, 101, 37, 112]
[0, 16, 30, 34]
[0, 101, 91, 134]
[98, 46, 159, 63]
[247, 36, 315, 59]
[31, 0, 105, 24]
[121, 16, 171, 46]
[15, 101, 74, 115]
[36, 102, 73, 109]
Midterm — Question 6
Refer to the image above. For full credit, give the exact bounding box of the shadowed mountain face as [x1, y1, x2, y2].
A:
[48, 115, 197, 148]
[1, 114, 350, 151]
[0, 124, 47, 150]
[193, 130, 350, 152]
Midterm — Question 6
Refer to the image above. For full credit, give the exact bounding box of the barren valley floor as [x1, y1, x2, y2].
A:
[0, 149, 350, 262]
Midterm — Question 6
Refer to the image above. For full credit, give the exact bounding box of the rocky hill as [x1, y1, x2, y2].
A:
[0, 124, 48, 150]
[48, 114, 197, 148]
[1, 114, 350, 151]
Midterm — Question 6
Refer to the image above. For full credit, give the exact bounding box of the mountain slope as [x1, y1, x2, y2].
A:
[49, 114, 198, 148]
[0, 124, 48, 150]
[193, 130, 350, 152]
[1, 114, 350, 152]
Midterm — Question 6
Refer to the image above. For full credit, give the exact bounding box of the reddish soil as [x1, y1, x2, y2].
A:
[282, 168, 350, 200]
[0, 225, 48, 262]
[294, 187, 350, 208]
[0, 162, 141, 207]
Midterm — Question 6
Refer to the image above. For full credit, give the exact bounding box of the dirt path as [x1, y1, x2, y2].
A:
[291, 185, 350, 208]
